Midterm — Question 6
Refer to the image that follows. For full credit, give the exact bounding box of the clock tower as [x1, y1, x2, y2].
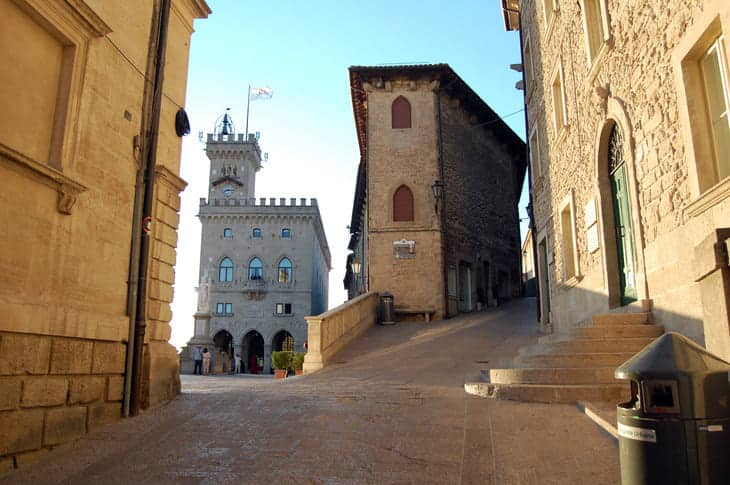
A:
[205, 109, 262, 200]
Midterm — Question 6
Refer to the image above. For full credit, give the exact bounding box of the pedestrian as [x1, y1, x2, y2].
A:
[235, 353, 241, 374]
[202, 347, 211, 375]
[193, 346, 202, 375]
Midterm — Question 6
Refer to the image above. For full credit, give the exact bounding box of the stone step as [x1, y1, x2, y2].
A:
[524, 337, 654, 355]
[484, 367, 619, 385]
[465, 382, 629, 403]
[538, 325, 664, 343]
[592, 312, 651, 326]
[515, 352, 636, 368]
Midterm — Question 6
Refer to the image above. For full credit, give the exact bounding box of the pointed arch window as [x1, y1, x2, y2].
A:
[248, 257, 263, 280]
[392, 96, 412, 129]
[278, 257, 292, 283]
[393, 185, 414, 221]
[219, 257, 233, 282]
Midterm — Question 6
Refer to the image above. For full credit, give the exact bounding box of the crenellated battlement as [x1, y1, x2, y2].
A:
[206, 133, 259, 144]
[200, 197, 318, 209]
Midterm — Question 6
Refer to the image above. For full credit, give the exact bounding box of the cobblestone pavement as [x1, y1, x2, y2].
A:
[2, 299, 620, 484]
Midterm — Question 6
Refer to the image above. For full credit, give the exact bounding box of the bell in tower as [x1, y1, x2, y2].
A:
[214, 108, 236, 137]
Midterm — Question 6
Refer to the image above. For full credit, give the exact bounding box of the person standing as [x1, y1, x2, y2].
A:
[202, 347, 211, 375]
[235, 353, 242, 374]
[193, 346, 203, 375]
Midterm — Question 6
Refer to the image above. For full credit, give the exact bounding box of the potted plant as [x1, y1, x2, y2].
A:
[271, 351, 291, 379]
[291, 352, 305, 376]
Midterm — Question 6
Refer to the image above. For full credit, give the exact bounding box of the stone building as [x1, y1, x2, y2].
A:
[345, 64, 526, 319]
[502, 0, 730, 359]
[181, 113, 331, 374]
[0, 0, 209, 471]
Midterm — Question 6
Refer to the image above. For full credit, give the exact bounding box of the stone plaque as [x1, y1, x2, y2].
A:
[587, 224, 600, 253]
[393, 239, 415, 259]
[584, 199, 597, 228]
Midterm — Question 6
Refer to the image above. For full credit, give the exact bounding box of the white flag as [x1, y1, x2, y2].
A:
[249, 86, 273, 100]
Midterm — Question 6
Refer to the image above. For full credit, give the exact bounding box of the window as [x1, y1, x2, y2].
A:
[392, 96, 411, 129]
[281, 228, 291, 238]
[252, 228, 262, 238]
[700, 35, 730, 183]
[529, 125, 541, 179]
[679, 24, 730, 197]
[559, 193, 579, 281]
[581, 0, 610, 65]
[218, 257, 233, 282]
[248, 257, 263, 280]
[551, 65, 568, 135]
[393, 185, 414, 221]
[275, 303, 292, 315]
[278, 257, 292, 283]
[216, 302, 232, 315]
[223, 228, 233, 238]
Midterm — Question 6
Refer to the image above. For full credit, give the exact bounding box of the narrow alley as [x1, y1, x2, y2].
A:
[3, 299, 619, 484]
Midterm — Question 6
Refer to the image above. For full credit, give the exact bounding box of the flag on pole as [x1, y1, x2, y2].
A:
[249, 86, 273, 100]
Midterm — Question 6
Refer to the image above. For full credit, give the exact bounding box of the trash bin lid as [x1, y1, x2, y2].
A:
[615, 332, 730, 382]
[616, 332, 730, 419]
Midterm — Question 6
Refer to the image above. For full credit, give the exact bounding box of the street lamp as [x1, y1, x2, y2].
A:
[351, 257, 362, 276]
[432, 180, 444, 212]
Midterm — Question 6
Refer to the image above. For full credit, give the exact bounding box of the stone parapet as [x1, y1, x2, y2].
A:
[303, 292, 379, 373]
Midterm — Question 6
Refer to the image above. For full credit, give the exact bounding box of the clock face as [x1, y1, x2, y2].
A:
[223, 187, 234, 197]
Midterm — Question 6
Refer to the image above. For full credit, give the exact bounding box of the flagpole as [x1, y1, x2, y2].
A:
[245, 84, 251, 139]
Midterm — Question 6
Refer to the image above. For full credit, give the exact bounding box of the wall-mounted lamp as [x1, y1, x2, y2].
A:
[432, 180, 444, 212]
[351, 257, 362, 276]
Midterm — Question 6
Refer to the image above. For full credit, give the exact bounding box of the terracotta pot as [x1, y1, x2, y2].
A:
[295, 370, 303, 376]
[274, 369, 287, 379]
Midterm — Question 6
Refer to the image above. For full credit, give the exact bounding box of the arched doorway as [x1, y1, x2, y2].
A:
[213, 330, 233, 373]
[272, 330, 294, 352]
[601, 123, 638, 306]
[242, 330, 264, 374]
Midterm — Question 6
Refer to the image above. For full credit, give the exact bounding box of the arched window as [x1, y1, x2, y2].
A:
[281, 228, 291, 238]
[278, 257, 292, 283]
[392, 96, 412, 129]
[248, 257, 263, 280]
[219, 257, 233, 282]
[393, 185, 414, 221]
[223, 228, 233, 238]
[252, 228, 262, 238]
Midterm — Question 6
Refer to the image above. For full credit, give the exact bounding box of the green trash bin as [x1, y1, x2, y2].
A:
[615, 332, 730, 484]
[379, 292, 395, 325]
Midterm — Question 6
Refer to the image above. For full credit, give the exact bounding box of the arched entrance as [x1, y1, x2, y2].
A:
[213, 330, 234, 373]
[242, 330, 264, 374]
[602, 123, 638, 306]
[272, 330, 294, 352]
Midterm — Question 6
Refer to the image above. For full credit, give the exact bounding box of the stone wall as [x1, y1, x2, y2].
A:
[364, 80, 446, 318]
[520, 0, 730, 356]
[0, 333, 125, 471]
[303, 292, 379, 373]
[440, 92, 523, 308]
[0, 0, 209, 472]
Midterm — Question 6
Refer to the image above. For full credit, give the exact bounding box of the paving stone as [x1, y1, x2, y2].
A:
[2, 300, 619, 484]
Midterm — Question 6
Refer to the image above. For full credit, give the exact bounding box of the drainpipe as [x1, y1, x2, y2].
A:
[435, 84, 448, 318]
[124, 0, 171, 417]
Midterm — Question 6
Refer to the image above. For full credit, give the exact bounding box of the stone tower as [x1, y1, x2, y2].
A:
[182, 111, 331, 374]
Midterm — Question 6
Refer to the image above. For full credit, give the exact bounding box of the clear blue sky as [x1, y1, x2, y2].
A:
[170, 0, 527, 349]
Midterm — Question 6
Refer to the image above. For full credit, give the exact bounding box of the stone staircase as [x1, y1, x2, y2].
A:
[465, 312, 663, 403]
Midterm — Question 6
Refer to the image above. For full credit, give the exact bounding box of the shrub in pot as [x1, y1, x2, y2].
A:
[271, 351, 292, 379]
[291, 352, 305, 375]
